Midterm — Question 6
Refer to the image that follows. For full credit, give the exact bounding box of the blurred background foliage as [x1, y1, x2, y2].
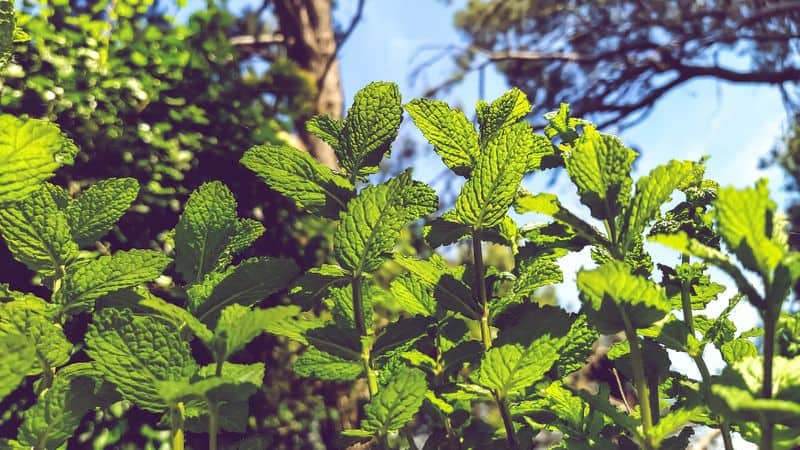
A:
[1, 0, 799, 448]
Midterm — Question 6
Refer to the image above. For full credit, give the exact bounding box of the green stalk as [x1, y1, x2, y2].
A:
[620, 309, 654, 450]
[679, 255, 734, 450]
[494, 392, 520, 450]
[471, 230, 492, 350]
[208, 400, 219, 450]
[170, 403, 185, 450]
[352, 276, 378, 397]
[760, 301, 778, 450]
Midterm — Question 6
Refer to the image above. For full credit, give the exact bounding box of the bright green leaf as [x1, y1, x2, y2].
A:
[0, 183, 77, 276]
[66, 178, 139, 247]
[241, 144, 354, 218]
[361, 367, 427, 435]
[334, 170, 437, 275]
[86, 308, 197, 412]
[405, 98, 479, 176]
[57, 249, 171, 315]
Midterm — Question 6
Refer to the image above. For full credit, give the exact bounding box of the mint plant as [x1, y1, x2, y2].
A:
[1, 5, 799, 446]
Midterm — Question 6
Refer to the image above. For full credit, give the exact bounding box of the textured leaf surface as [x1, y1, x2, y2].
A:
[0, 335, 35, 402]
[405, 98, 479, 176]
[623, 160, 698, 247]
[0, 116, 77, 204]
[66, 178, 139, 246]
[191, 257, 299, 325]
[472, 336, 561, 398]
[289, 264, 349, 308]
[475, 88, 531, 144]
[576, 261, 670, 333]
[0, 183, 77, 275]
[715, 180, 785, 276]
[293, 348, 363, 380]
[215, 304, 300, 360]
[490, 256, 562, 320]
[241, 144, 354, 218]
[102, 289, 214, 343]
[339, 82, 403, 179]
[0, 299, 71, 375]
[563, 126, 635, 220]
[86, 308, 197, 412]
[453, 122, 533, 229]
[174, 181, 238, 283]
[58, 249, 171, 315]
[306, 115, 343, 154]
[389, 274, 437, 317]
[712, 356, 800, 425]
[361, 367, 427, 435]
[334, 170, 437, 274]
[394, 254, 477, 319]
[18, 364, 103, 450]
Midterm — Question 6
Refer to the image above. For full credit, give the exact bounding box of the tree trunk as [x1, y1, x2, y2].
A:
[274, 0, 342, 169]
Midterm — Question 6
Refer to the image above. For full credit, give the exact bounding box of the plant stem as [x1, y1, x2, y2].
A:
[494, 392, 520, 450]
[760, 302, 777, 450]
[170, 403, 185, 450]
[471, 230, 492, 350]
[352, 276, 378, 397]
[208, 400, 219, 450]
[680, 255, 734, 450]
[620, 309, 654, 450]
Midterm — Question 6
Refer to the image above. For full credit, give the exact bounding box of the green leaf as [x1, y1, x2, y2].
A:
[553, 315, 599, 377]
[100, 289, 213, 343]
[389, 274, 437, 317]
[720, 338, 758, 365]
[241, 144, 354, 218]
[289, 264, 349, 308]
[622, 160, 699, 249]
[650, 232, 762, 305]
[66, 178, 139, 247]
[563, 125, 636, 221]
[475, 88, 531, 144]
[339, 82, 403, 179]
[0, 335, 35, 402]
[405, 98, 479, 176]
[190, 257, 299, 325]
[361, 367, 427, 435]
[161, 362, 264, 406]
[174, 181, 238, 283]
[711, 356, 800, 425]
[714, 180, 785, 277]
[576, 261, 670, 334]
[393, 254, 478, 319]
[0, 183, 77, 276]
[222, 219, 265, 261]
[306, 115, 343, 154]
[373, 316, 432, 357]
[453, 122, 534, 229]
[18, 364, 105, 450]
[334, 170, 437, 275]
[57, 249, 171, 315]
[262, 309, 322, 345]
[650, 406, 706, 445]
[472, 335, 562, 398]
[0, 116, 77, 204]
[214, 304, 300, 360]
[0, 299, 71, 375]
[490, 255, 562, 320]
[543, 103, 584, 143]
[86, 308, 197, 412]
[292, 348, 363, 380]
